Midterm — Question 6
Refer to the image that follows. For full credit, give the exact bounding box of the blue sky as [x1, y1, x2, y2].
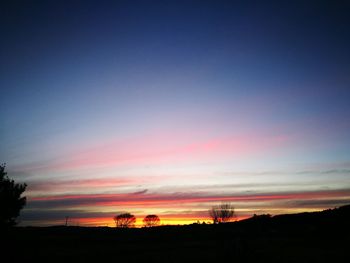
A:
[1, 0, 350, 226]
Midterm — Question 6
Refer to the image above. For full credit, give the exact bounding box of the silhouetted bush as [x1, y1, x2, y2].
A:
[143, 214, 160, 227]
[114, 213, 136, 228]
[209, 203, 235, 224]
[0, 164, 27, 226]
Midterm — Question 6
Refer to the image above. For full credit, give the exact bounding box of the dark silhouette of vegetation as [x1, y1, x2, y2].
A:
[114, 213, 136, 228]
[3, 204, 349, 263]
[0, 164, 27, 227]
[209, 203, 235, 224]
[143, 214, 160, 227]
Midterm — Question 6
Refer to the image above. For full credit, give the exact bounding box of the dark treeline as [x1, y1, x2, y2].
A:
[3, 205, 349, 263]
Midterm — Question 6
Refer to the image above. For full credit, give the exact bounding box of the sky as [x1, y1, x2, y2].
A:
[1, 0, 350, 227]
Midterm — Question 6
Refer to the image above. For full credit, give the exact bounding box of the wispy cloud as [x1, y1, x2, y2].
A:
[28, 177, 138, 191]
[14, 131, 292, 173]
[131, 189, 148, 195]
[27, 177, 155, 194]
[27, 189, 350, 209]
[20, 189, 350, 226]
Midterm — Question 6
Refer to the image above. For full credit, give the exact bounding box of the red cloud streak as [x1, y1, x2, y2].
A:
[29, 189, 350, 208]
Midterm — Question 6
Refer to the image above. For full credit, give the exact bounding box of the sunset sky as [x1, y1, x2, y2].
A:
[1, 0, 350, 226]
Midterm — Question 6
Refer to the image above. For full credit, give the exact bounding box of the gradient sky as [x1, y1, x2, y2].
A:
[1, 0, 350, 226]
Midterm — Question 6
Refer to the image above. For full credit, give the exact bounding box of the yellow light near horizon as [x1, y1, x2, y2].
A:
[71, 216, 250, 228]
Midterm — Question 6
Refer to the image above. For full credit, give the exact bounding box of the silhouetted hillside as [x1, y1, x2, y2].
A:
[236, 204, 350, 234]
[2, 205, 349, 263]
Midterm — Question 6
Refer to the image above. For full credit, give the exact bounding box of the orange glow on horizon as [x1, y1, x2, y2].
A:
[64, 216, 249, 227]
[24, 189, 350, 227]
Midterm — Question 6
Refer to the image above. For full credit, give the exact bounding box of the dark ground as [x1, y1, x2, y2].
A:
[2, 205, 349, 263]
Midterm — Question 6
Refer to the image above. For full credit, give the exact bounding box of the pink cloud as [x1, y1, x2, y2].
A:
[28, 177, 142, 192]
[18, 130, 293, 172]
[22, 189, 350, 226]
[29, 189, 350, 209]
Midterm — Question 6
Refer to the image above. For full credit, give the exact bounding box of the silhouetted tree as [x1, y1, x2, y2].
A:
[143, 214, 160, 227]
[209, 206, 220, 224]
[209, 203, 235, 224]
[114, 213, 136, 228]
[0, 164, 27, 226]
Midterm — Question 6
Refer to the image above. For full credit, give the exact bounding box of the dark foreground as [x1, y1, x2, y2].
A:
[2, 205, 350, 263]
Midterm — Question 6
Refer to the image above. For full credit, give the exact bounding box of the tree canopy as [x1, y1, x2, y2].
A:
[143, 214, 160, 227]
[114, 213, 136, 228]
[209, 203, 235, 224]
[0, 164, 27, 226]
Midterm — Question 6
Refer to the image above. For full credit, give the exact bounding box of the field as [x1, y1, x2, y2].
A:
[3, 205, 349, 263]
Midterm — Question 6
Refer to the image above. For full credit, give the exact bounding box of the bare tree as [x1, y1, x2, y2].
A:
[209, 203, 235, 224]
[113, 213, 136, 228]
[209, 206, 220, 224]
[143, 214, 160, 227]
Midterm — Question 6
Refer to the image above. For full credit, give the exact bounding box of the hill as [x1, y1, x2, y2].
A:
[2, 205, 349, 263]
